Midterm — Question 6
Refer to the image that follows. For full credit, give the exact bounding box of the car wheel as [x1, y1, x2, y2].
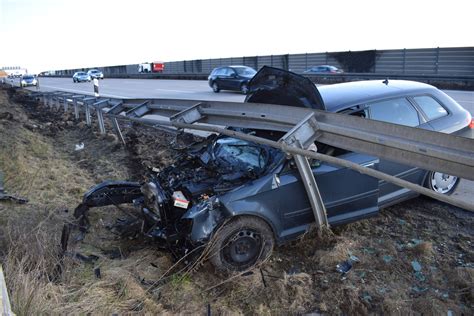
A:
[212, 82, 220, 93]
[210, 216, 274, 273]
[425, 171, 459, 195]
[240, 83, 249, 94]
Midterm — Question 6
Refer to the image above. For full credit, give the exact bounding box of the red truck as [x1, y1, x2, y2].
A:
[138, 62, 164, 73]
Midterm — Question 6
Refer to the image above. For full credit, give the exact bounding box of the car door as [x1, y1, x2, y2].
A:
[364, 97, 432, 205]
[274, 152, 379, 241]
[218, 68, 234, 89]
[214, 68, 227, 88]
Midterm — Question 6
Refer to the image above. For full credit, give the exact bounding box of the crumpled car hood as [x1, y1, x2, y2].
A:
[245, 66, 326, 111]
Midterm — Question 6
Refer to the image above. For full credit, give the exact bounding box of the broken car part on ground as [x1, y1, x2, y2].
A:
[18, 67, 474, 272]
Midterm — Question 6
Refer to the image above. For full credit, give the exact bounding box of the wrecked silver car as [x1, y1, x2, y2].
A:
[71, 67, 473, 272]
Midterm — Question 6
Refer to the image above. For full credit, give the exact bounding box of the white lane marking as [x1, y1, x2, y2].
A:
[154, 89, 195, 93]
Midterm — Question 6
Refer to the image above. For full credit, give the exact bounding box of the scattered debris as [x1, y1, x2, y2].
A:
[94, 267, 101, 279]
[336, 260, 353, 274]
[75, 142, 85, 151]
[411, 260, 422, 272]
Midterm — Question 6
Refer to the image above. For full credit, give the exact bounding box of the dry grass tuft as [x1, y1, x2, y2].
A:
[315, 237, 360, 268]
[410, 241, 435, 258]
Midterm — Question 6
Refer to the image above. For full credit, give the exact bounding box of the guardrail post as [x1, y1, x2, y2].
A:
[85, 103, 91, 126]
[56, 96, 61, 111]
[280, 113, 328, 229]
[96, 108, 106, 134]
[112, 118, 125, 145]
[63, 96, 68, 112]
[73, 99, 79, 119]
[92, 99, 110, 135]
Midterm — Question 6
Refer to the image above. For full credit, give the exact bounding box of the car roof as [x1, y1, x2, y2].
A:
[214, 65, 252, 69]
[318, 80, 438, 112]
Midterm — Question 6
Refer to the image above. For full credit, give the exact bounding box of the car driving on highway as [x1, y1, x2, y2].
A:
[74, 67, 472, 273]
[304, 65, 343, 74]
[72, 72, 91, 83]
[87, 69, 104, 80]
[208, 66, 257, 94]
[20, 74, 38, 87]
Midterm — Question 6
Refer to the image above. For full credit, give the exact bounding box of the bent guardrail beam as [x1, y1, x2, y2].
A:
[16, 89, 474, 216]
[108, 97, 474, 181]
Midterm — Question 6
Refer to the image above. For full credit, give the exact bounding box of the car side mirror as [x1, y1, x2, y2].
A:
[229, 73, 236, 78]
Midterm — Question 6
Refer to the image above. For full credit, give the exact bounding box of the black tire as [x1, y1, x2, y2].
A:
[210, 216, 274, 273]
[211, 82, 220, 93]
[240, 82, 249, 95]
[425, 171, 460, 195]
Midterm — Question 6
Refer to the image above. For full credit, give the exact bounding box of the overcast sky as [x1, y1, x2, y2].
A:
[0, 0, 472, 73]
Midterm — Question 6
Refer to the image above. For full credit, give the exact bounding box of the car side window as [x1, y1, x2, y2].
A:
[367, 98, 420, 127]
[224, 68, 235, 76]
[413, 95, 448, 121]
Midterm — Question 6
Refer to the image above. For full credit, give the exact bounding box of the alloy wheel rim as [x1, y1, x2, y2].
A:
[431, 172, 457, 194]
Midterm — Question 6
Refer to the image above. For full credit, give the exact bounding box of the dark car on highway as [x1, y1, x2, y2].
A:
[75, 67, 472, 273]
[304, 65, 343, 74]
[72, 72, 91, 83]
[20, 74, 38, 87]
[208, 66, 257, 94]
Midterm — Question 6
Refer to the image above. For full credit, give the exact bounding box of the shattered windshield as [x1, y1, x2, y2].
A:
[212, 137, 267, 174]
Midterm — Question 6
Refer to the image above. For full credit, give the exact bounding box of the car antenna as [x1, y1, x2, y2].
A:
[383, 78, 389, 85]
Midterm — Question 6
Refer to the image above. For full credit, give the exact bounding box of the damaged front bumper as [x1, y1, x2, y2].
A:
[71, 179, 228, 257]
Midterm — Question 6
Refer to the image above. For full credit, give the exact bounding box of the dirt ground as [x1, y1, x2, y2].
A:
[0, 87, 472, 315]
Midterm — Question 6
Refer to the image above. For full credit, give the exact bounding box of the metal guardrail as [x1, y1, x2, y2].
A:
[23, 88, 474, 216]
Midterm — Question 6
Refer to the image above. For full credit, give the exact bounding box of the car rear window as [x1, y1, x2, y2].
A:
[413, 95, 448, 121]
[367, 98, 420, 127]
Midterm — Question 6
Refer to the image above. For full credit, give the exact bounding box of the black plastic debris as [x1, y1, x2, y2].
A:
[94, 267, 102, 279]
[336, 260, 353, 274]
[73, 253, 99, 263]
[336, 254, 360, 275]
[0, 171, 28, 204]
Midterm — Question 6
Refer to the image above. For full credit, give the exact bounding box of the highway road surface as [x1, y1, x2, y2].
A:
[15, 77, 474, 115]
[10, 76, 474, 207]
